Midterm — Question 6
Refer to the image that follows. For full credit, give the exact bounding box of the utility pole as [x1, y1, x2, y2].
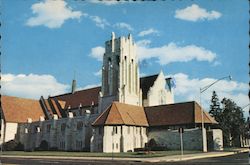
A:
[179, 127, 184, 160]
[200, 75, 232, 152]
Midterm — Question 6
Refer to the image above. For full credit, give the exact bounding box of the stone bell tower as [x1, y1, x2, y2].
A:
[98, 32, 142, 113]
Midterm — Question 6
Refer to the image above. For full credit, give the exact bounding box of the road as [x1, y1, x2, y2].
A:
[0, 152, 248, 165]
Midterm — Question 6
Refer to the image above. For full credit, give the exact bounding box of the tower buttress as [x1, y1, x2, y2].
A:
[99, 32, 142, 112]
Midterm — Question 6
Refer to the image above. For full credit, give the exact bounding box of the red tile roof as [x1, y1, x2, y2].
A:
[145, 101, 217, 126]
[92, 102, 149, 127]
[1, 96, 45, 123]
[52, 87, 101, 109]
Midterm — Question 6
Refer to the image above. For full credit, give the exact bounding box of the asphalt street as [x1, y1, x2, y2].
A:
[0, 152, 248, 165]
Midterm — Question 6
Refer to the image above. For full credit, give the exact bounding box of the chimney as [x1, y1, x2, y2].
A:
[71, 79, 76, 94]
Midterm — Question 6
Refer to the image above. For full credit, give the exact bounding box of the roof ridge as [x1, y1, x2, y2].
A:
[51, 86, 101, 98]
[146, 101, 195, 109]
[92, 104, 112, 126]
[113, 102, 125, 125]
[2, 95, 39, 101]
[140, 73, 159, 79]
[203, 110, 217, 123]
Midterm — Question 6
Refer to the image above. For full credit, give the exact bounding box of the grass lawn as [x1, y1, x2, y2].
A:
[2, 150, 201, 158]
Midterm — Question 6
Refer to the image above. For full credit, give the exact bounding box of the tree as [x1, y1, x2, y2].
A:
[220, 98, 245, 147]
[209, 91, 222, 123]
[209, 92, 246, 147]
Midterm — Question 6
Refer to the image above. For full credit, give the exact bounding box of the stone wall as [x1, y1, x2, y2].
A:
[19, 113, 99, 151]
[148, 127, 204, 150]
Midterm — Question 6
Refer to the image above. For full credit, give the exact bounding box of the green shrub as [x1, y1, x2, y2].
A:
[2, 140, 24, 151]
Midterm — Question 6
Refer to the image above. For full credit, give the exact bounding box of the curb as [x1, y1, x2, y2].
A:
[1, 149, 249, 163]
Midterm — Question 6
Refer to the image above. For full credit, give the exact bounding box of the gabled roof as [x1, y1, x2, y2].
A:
[52, 86, 101, 109]
[145, 101, 217, 126]
[140, 74, 158, 99]
[48, 74, 163, 109]
[194, 102, 218, 124]
[1, 96, 45, 123]
[92, 102, 149, 127]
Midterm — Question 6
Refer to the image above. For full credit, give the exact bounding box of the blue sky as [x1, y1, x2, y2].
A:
[1, 0, 249, 114]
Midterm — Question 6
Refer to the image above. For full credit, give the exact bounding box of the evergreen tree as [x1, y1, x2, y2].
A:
[220, 98, 245, 147]
[209, 91, 222, 122]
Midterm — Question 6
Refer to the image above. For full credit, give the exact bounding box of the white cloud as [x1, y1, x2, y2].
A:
[137, 41, 216, 65]
[89, 0, 125, 5]
[138, 28, 159, 37]
[89, 46, 105, 61]
[212, 61, 221, 66]
[89, 15, 110, 29]
[136, 40, 151, 47]
[114, 22, 133, 31]
[26, 0, 82, 28]
[2, 73, 69, 99]
[168, 73, 248, 114]
[94, 69, 102, 77]
[175, 4, 222, 22]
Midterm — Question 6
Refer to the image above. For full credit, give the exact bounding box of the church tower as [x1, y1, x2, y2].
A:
[99, 32, 142, 113]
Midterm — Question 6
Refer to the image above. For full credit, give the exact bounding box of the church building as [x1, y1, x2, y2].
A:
[0, 33, 223, 153]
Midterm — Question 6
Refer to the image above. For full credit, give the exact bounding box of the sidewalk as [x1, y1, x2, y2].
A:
[2, 148, 249, 163]
[143, 148, 249, 162]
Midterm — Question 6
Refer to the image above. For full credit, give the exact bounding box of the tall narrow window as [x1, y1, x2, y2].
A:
[113, 126, 118, 134]
[131, 59, 134, 92]
[47, 124, 51, 133]
[129, 63, 131, 92]
[61, 123, 66, 133]
[77, 122, 83, 130]
[135, 64, 138, 93]
[108, 58, 112, 95]
[124, 56, 127, 85]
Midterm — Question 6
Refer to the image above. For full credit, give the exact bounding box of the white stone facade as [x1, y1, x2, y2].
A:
[99, 33, 142, 113]
[207, 129, 223, 151]
[91, 125, 147, 152]
[144, 71, 174, 107]
[1, 122, 18, 144]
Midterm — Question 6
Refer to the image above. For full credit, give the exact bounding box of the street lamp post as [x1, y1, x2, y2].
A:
[199, 75, 232, 152]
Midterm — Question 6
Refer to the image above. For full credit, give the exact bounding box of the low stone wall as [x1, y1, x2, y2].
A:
[148, 127, 204, 150]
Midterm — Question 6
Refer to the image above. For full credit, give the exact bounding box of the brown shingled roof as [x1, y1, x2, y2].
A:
[145, 101, 217, 126]
[92, 102, 148, 127]
[1, 95, 45, 123]
[52, 87, 101, 109]
[49, 74, 163, 109]
[194, 102, 218, 124]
